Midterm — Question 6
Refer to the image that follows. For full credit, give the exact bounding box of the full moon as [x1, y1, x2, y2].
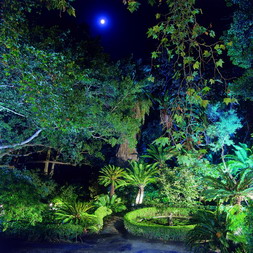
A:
[100, 19, 106, 25]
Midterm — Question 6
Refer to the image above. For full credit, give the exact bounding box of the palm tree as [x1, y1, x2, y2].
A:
[124, 161, 158, 205]
[204, 167, 253, 205]
[98, 165, 126, 197]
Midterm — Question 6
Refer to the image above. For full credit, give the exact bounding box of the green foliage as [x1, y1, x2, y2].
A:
[124, 207, 196, 241]
[204, 167, 253, 205]
[223, 1, 253, 69]
[225, 143, 253, 174]
[142, 144, 175, 168]
[0, 167, 56, 231]
[206, 105, 242, 152]
[0, 0, 152, 165]
[54, 201, 112, 234]
[187, 208, 247, 253]
[228, 69, 253, 101]
[245, 202, 253, 252]
[54, 201, 95, 227]
[52, 185, 79, 205]
[124, 161, 158, 187]
[92, 206, 112, 232]
[158, 167, 201, 207]
[98, 165, 126, 196]
[94, 194, 126, 213]
[4, 223, 84, 242]
[225, 205, 247, 245]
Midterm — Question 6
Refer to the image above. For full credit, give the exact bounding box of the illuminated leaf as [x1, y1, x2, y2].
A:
[203, 50, 211, 57]
[151, 51, 159, 59]
[216, 59, 224, 68]
[155, 13, 161, 19]
[202, 86, 211, 93]
[201, 100, 209, 108]
[193, 61, 200, 70]
[223, 98, 232, 105]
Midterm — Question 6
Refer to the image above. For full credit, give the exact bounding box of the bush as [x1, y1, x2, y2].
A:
[3, 222, 84, 242]
[94, 194, 126, 213]
[124, 207, 196, 241]
[0, 167, 56, 230]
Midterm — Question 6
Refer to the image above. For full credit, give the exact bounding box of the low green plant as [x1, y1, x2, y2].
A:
[187, 208, 247, 253]
[91, 206, 112, 232]
[124, 207, 196, 241]
[55, 201, 96, 227]
[3, 222, 84, 242]
[0, 167, 56, 231]
[94, 194, 126, 213]
[245, 202, 253, 253]
[159, 167, 201, 207]
[204, 167, 253, 205]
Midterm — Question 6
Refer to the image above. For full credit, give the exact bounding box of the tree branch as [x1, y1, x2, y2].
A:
[0, 129, 43, 150]
[0, 105, 26, 117]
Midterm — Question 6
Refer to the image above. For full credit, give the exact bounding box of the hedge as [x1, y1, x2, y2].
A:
[124, 207, 197, 241]
[3, 223, 84, 241]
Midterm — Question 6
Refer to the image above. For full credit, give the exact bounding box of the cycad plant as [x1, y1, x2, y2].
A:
[187, 209, 229, 252]
[55, 201, 96, 227]
[124, 161, 158, 205]
[225, 143, 253, 174]
[142, 144, 174, 169]
[187, 208, 246, 253]
[204, 167, 253, 205]
[98, 165, 126, 197]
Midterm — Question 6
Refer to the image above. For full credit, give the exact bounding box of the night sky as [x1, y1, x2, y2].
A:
[78, 0, 230, 58]
[73, 0, 156, 60]
[43, 0, 230, 61]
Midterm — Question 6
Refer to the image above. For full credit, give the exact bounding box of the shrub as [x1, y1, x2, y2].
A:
[124, 207, 196, 241]
[3, 222, 84, 242]
[54, 201, 94, 226]
[0, 167, 56, 231]
[90, 206, 112, 233]
[94, 194, 126, 213]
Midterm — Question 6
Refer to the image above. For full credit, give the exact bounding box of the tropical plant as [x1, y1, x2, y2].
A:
[54, 201, 95, 227]
[225, 143, 253, 174]
[142, 144, 174, 168]
[159, 166, 201, 207]
[94, 194, 126, 213]
[98, 165, 126, 197]
[187, 209, 246, 253]
[124, 161, 158, 205]
[204, 167, 253, 205]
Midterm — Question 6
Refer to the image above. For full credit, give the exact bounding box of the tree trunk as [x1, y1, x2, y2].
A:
[49, 153, 60, 178]
[110, 182, 115, 198]
[139, 186, 145, 204]
[44, 149, 51, 175]
[135, 186, 145, 205]
[236, 196, 242, 206]
[49, 162, 55, 178]
[135, 188, 141, 205]
[116, 140, 138, 162]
